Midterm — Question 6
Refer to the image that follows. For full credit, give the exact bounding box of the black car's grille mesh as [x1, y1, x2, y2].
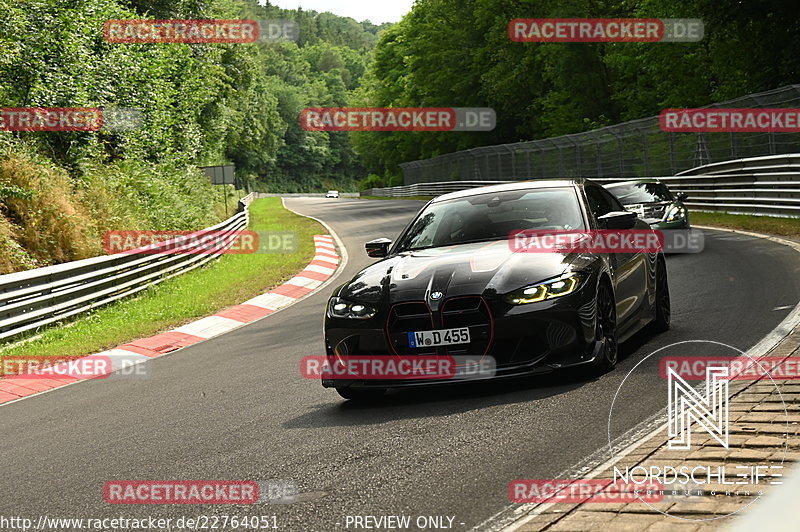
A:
[387, 302, 436, 356]
[386, 297, 493, 358]
[441, 297, 492, 358]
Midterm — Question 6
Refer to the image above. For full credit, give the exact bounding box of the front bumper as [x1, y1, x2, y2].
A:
[322, 281, 602, 389]
[648, 218, 690, 230]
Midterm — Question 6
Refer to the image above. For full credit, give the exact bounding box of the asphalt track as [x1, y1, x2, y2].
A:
[1, 197, 800, 531]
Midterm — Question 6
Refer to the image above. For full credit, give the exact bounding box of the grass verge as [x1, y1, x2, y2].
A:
[691, 211, 800, 239]
[0, 198, 325, 367]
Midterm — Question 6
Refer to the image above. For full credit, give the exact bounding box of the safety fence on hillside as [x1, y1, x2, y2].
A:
[0, 193, 255, 343]
[369, 155, 800, 218]
[362, 181, 511, 198]
[399, 85, 800, 184]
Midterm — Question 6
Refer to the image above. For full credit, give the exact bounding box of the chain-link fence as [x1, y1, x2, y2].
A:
[400, 85, 800, 184]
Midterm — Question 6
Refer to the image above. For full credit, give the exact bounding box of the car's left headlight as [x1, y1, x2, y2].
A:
[506, 273, 584, 305]
[327, 297, 378, 319]
[664, 204, 687, 222]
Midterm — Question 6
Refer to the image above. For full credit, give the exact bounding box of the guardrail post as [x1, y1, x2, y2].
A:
[693, 134, 710, 167]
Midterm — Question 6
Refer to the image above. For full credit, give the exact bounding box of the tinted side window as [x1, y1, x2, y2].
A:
[584, 186, 616, 218]
[598, 187, 626, 212]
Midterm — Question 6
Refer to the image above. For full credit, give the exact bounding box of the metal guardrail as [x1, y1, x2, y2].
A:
[0, 193, 255, 343]
[399, 85, 800, 184]
[365, 155, 800, 218]
[238, 191, 255, 210]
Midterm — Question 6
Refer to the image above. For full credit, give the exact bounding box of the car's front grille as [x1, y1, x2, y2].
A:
[627, 203, 668, 220]
[387, 302, 435, 356]
[386, 297, 494, 358]
[643, 205, 666, 219]
[440, 296, 492, 358]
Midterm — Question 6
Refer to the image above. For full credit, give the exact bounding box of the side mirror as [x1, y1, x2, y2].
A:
[676, 192, 688, 202]
[365, 238, 392, 258]
[598, 211, 638, 230]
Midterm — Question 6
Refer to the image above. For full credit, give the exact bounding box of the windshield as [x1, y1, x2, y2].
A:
[396, 187, 584, 252]
[607, 182, 674, 204]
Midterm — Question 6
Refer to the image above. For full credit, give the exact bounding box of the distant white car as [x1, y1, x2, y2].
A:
[326, 190, 340, 198]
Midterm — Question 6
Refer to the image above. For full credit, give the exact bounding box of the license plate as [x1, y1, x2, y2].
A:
[407, 328, 471, 348]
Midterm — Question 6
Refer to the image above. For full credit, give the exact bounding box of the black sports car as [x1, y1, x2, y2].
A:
[604, 179, 690, 231]
[323, 180, 670, 400]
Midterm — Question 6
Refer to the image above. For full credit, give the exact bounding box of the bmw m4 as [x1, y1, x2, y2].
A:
[323, 180, 670, 400]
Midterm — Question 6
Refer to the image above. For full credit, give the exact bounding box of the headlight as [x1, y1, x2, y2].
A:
[327, 297, 378, 319]
[664, 205, 687, 222]
[506, 273, 583, 305]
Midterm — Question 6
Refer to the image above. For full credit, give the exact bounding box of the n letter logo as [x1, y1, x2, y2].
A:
[667, 366, 729, 450]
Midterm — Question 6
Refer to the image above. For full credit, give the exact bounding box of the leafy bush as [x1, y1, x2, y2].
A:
[0, 155, 100, 266]
[0, 147, 226, 273]
[358, 174, 386, 191]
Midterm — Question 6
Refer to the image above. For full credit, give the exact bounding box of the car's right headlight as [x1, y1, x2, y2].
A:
[664, 204, 687, 222]
[327, 297, 378, 319]
[505, 273, 584, 305]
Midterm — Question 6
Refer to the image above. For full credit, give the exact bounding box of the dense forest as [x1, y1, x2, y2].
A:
[354, 0, 800, 181]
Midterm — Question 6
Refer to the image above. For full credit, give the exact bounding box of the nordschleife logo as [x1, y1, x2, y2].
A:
[667, 365, 729, 450]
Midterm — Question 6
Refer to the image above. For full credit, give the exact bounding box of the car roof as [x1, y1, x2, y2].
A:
[604, 179, 663, 188]
[432, 179, 594, 203]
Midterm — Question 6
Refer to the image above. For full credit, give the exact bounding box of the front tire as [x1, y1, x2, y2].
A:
[335, 387, 386, 401]
[591, 281, 619, 375]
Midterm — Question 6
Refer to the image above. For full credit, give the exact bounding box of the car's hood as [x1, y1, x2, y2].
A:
[337, 240, 576, 306]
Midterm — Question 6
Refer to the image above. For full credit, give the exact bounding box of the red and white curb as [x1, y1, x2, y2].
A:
[0, 235, 340, 406]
